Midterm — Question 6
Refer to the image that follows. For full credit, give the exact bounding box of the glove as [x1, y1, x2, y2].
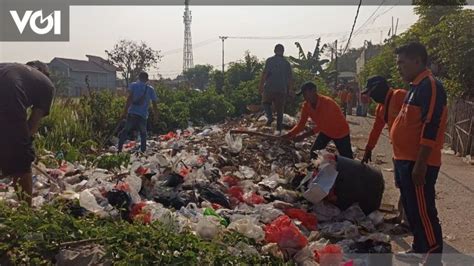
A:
[362, 149, 372, 164]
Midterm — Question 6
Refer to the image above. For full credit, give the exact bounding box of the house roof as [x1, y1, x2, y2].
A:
[86, 55, 119, 72]
[52, 57, 109, 73]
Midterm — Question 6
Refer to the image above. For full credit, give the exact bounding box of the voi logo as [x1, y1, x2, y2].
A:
[10, 10, 61, 35]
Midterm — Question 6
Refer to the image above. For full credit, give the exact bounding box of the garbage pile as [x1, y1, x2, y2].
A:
[0, 114, 395, 265]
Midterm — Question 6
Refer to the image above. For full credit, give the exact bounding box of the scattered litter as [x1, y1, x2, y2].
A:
[1, 114, 396, 263]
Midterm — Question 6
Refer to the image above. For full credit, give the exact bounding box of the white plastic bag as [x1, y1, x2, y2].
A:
[225, 133, 243, 154]
[228, 218, 265, 242]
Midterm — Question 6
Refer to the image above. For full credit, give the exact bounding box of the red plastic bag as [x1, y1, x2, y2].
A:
[160, 132, 177, 141]
[221, 175, 240, 187]
[115, 182, 130, 192]
[264, 215, 308, 250]
[130, 202, 152, 224]
[228, 186, 244, 202]
[284, 208, 318, 231]
[124, 141, 136, 149]
[135, 166, 150, 176]
[211, 203, 222, 210]
[244, 192, 265, 205]
[314, 244, 343, 266]
[179, 167, 190, 177]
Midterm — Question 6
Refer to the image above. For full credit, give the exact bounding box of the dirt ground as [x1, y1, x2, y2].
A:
[345, 114, 474, 265]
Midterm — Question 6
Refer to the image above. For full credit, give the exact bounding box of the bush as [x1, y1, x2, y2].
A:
[0, 202, 284, 265]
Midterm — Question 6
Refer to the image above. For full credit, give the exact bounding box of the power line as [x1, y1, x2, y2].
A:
[343, 0, 363, 54]
[352, 0, 386, 37]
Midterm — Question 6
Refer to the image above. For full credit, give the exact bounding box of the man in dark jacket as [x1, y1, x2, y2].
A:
[0, 61, 55, 206]
[258, 44, 293, 134]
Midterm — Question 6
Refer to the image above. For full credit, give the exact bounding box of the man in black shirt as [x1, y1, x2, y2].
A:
[0, 62, 55, 206]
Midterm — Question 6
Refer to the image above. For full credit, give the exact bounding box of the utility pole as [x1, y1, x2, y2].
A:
[391, 16, 394, 38]
[219, 36, 228, 73]
[394, 18, 399, 36]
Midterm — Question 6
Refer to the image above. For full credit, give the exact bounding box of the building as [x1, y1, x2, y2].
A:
[356, 42, 382, 75]
[49, 55, 118, 96]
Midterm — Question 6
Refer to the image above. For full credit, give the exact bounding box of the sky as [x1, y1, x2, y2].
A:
[0, 5, 421, 78]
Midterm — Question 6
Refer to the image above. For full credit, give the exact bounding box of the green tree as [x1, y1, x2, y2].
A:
[225, 51, 263, 89]
[183, 64, 213, 90]
[210, 70, 225, 93]
[423, 9, 474, 96]
[49, 70, 72, 97]
[289, 38, 336, 83]
[105, 39, 161, 87]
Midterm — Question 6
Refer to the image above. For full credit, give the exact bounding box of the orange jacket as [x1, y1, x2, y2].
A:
[338, 91, 348, 103]
[366, 89, 407, 151]
[288, 94, 350, 139]
[390, 70, 448, 167]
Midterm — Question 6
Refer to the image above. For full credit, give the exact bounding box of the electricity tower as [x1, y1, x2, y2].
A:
[182, 0, 194, 72]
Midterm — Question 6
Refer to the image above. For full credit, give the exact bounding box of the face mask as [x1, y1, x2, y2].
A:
[369, 85, 389, 104]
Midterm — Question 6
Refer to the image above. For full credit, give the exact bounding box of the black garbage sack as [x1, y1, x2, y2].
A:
[197, 184, 231, 209]
[334, 156, 385, 215]
[153, 187, 191, 210]
[106, 189, 132, 221]
[349, 239, 392, 253]
[163, 173, 184, 187]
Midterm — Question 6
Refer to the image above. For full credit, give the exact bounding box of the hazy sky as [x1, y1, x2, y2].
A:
[0, 5, 420, 78]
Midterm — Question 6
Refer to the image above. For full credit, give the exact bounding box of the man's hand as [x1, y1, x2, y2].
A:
[362, 149, 372, 164]
[412, 161, 427, 186]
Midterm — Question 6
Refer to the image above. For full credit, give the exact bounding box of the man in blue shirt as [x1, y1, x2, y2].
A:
[118, 72, 158, 152]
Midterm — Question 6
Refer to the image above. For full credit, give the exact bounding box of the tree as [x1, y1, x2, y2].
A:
[183, 64, 213, 90]
[225, 51, 263, 89]
[210, 70, 225, 93]
[424, 9, 474, 96]
[289, 38, 336, 83]
[414, 0, 466, 25]
[105, 39, 161, 87]
[49, 70, 72, 97]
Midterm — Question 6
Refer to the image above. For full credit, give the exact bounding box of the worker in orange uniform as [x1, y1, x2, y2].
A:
[346, 87, 353, 116]
[360, 76, 409, 230]
[337, 86, 349, 116]
[391, 42, 446, 266]
[361, 76, 407, 164]
[282, 81, 353, 159]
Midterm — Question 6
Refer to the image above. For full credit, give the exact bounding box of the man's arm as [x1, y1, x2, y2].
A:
[258, 71, 267, 95]
[27, 108, 45, 137]
[122, 91, 133, 118]
[282, 105, 309, 139]
[363, 105, 386, 163]
[412, 78, 446, 185]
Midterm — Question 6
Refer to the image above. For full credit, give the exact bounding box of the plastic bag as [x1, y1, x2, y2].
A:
[203, 208, 228, 226]
[196, 216, 221, 240]
[221, 175, 240, 187]
[314, 244, 343, 266]
[228, 218, 265, 242]
[225, 132, 242, 154]
[228, 186, 244, 202]
[79, 189, 104, 214]
[284, 208, 318, 231]
[264, 215, 308, 250]
[244, 192, 265, 205]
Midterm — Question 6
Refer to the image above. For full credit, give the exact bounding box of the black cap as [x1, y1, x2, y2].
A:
[361, 76, 388, 95]
[296, 81, 317, 96]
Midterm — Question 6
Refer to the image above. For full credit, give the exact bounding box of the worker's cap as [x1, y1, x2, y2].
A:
[361, 76, 388, 95]
[26, 60, 50, 77]
[296, 81, 317, 96]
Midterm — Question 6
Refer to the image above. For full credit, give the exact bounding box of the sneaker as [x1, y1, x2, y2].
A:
[395, 249, 424, 264]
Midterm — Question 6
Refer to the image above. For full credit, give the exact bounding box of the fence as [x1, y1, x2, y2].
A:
[445, 97, 474, 156]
